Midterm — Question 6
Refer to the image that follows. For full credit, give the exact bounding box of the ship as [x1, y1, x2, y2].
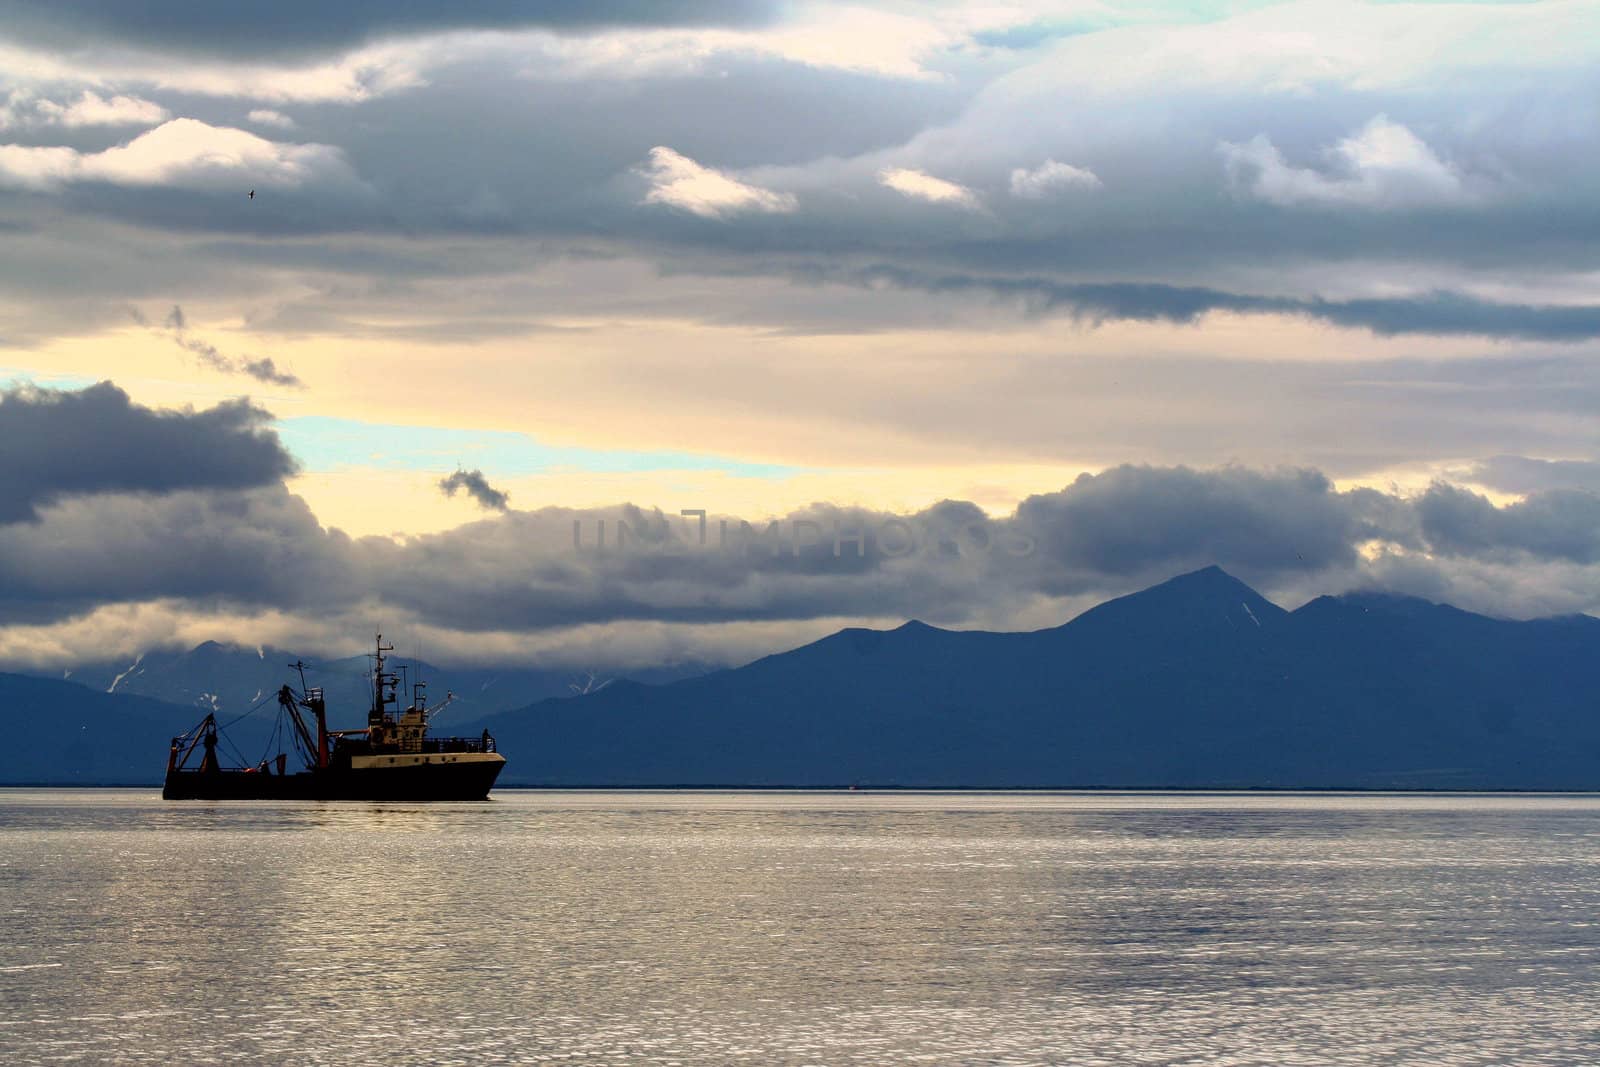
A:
[163, 635, 506, 800]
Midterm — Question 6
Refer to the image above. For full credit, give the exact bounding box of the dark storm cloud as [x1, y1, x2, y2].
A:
[1464, 456, 1600, 496]
[0, 460, 1419, 627]
[1314, 293, 1600, 342]
[439, 468, 510, 511]
[1011, 466, 1415, 591]
[0, 381, 296, 523]
[0, 486, 357, 623]
[1417, 483, 1600, 565]
[809, 266, 1600, 342]
[0, 1, 779, 58]
[7, 447, 1600, 631]
[299, 473, 1600, 629]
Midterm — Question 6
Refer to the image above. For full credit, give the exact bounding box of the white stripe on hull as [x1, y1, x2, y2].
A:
[349, 752, 507, 770]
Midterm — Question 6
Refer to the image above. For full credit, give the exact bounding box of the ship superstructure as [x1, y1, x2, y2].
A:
[162, 635, 506, 800]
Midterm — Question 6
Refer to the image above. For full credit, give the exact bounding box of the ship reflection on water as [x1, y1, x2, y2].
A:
[4, 789, 1600, 1064]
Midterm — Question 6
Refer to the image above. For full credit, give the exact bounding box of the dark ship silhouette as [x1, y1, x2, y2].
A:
[163, 635, 505, 800]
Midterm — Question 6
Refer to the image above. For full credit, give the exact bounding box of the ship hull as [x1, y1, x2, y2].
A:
[162, 754, 505, 801]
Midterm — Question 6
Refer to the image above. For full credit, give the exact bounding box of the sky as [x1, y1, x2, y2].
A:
[2, 0, 1599, 671]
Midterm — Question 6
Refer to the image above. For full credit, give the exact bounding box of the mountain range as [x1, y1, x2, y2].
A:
[1, 642, 707, 784]
[5, 566, 1599, 787]
[49, 641, 709, 723]
[469, 566, 1600, 789]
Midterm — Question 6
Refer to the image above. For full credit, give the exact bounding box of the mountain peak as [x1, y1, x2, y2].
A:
[1294, 590, 1491, 629]
[1111, 565, 1276, 607]
[1156, 564, 1249, 591]
[1058, 564, 1287, 639]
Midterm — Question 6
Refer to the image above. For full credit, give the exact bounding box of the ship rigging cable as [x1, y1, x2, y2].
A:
[218, 690, 279, 732]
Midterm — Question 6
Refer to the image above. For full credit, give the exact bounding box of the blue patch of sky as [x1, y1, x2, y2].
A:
[972, 20, 1102, 49]
[0, 369, 98, 391]
[971, 2, 1296, 50]
[275, 415, 800, 480]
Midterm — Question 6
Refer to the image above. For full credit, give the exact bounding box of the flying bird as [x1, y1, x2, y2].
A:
[248, 189, 254, 200]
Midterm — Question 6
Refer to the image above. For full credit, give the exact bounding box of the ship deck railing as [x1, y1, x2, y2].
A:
[404, 736, 497, 755]
[331, 735, 499, 756]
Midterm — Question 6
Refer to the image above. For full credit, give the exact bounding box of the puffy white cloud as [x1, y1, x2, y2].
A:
[151, 46, 428, 103]
[505, 6, 964, 83]
[1220, 115, 1472, 209]
[641, 145, 796, 218]
[0, 144, 82, 189]
[0, 89, 168, 129]
[247, 108, 296, 129]
[1008, 158, 1100, 199]
[877, 167, 982, 209]
[41, 90, 169, 127]
[729, 5, 956, 80]
[0, 117, 354, 192]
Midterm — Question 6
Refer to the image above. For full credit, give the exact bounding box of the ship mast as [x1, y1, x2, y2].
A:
[370, 634, 397, 726]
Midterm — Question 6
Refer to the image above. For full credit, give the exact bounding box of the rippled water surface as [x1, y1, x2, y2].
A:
[4, 789, 1600, 1065]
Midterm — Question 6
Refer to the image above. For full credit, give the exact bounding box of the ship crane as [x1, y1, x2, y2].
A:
[277, 659, 329, 770]
[422, 690, 455, 722]
[408, 677, 456, 723]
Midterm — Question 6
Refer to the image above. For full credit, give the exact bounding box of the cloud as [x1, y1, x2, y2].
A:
[6, 3, 1594, 352]
[796, 261, 1600, 342]
[1013, 465, 1414, 588]
[235, 357, 302, 387]
[7, 429, 1600, 659]
[0, 117, 353, 192]
[439, 468, 510, 511]
[0, 381, 297, 524]
[127, 305, 303, 387]
[0, 89, 169, 129]
[3, 0, 1600, 572]
[41, 90, 169, 127]
[0, 1, 782, 59]
[1418, 483, 1600, 565]
[358, 472, 1598, 631]
[246, 108, 295, 129]
[641, 146, 796, 218]
[0, 143, 81, 191]
[0, 485, 354, 624]
[1220, 116, 1472, 210]
[1463, 456, 1600, 497]
[150, 305, 303, 388]
[0, 92, 25, 130]
[877, 167, 982, 209]
[1008, 158, 1099, 199]
[788, 263, 1600, 342]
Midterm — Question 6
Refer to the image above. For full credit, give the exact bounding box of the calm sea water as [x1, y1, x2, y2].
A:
[3, 790, 1600, 1065]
